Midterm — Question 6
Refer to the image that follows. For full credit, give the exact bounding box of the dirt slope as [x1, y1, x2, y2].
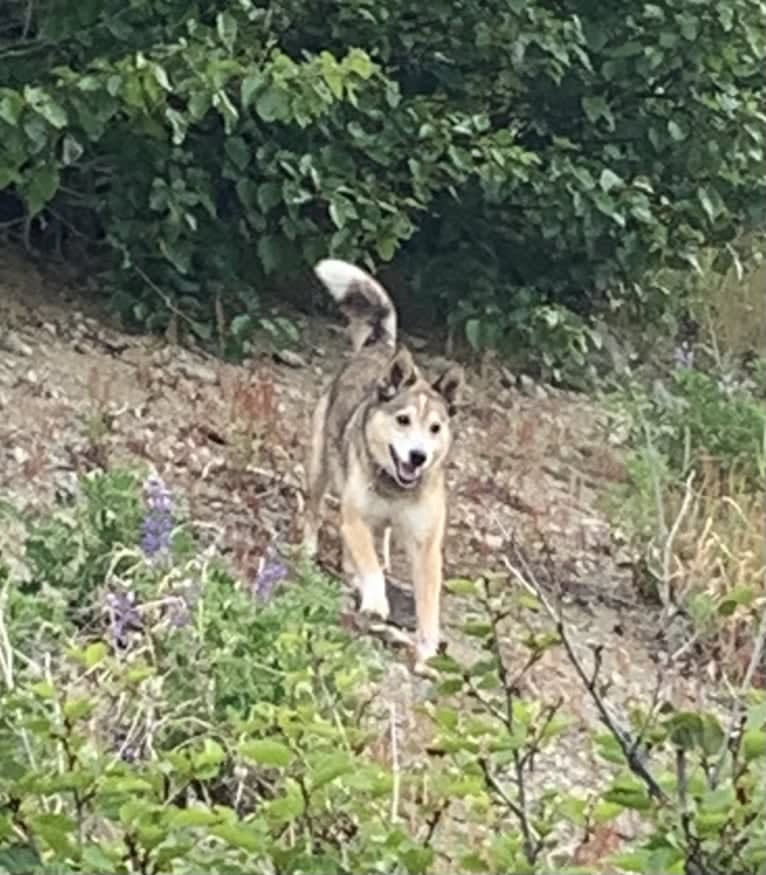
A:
[0, 247, 711, 863]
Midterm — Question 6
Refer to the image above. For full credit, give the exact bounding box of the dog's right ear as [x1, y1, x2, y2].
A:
[378, 347, 417, 401]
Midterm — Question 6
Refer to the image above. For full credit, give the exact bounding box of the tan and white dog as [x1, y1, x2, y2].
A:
[303, 259, 464, 673]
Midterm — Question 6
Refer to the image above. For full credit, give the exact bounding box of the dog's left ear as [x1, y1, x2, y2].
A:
[378, 347, 417, 401]
[433, 365, 465, 416]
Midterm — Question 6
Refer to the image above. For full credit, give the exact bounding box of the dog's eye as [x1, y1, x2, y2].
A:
[430, 423, 441, 435]
[396, 414, 411, 427]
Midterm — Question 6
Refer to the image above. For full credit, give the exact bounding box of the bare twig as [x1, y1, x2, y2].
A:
[389, 703, 400, 824]
[658, 470, 696, 614]
[475, 581, 542, 864]
[502, 545, 668, 802]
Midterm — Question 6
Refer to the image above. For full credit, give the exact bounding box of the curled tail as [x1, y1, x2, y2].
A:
[314, 259, 397, 352]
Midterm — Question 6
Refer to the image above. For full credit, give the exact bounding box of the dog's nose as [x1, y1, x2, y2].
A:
[409, 449, 427, 469]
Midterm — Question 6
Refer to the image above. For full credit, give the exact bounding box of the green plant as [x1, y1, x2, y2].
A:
[1, 0, 763, 365]
[1, 471, 765, 873]
[610, 368, 765, 491]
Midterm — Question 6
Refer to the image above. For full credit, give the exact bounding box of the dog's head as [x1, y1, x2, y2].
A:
[364, 347, 465, 490]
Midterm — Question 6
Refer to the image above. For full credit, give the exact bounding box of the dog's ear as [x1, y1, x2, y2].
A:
[378, 347, 417, 401]
[433, 365, 465, 416]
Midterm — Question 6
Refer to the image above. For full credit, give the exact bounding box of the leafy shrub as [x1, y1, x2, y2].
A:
[1, 472, 764, 873]
[611, 367, 765, 490]
[1, 0, 764, 359]
[605, 364, 764, 656]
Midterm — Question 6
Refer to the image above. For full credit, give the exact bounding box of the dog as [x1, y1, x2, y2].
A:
[302, 258, 464, 673]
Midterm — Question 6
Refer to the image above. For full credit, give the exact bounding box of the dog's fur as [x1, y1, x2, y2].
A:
[303, 259, 464, 673]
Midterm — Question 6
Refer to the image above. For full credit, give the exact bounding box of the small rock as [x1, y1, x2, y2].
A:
[499, 366, 515, 389]
[518, 374, 547, 399]
[2, 332, 33, 357]
[273, 348, 307, 369]
[178, 360, 218, 384]
[43, 322, 58, 336]
[13, 446, 30, 465]
[483, 533, 504, 551]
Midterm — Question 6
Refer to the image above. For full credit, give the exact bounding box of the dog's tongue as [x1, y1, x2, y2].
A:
[397, 459, 418, 482]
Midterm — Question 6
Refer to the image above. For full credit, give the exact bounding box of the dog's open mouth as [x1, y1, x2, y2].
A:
[389, 447, 421, 489]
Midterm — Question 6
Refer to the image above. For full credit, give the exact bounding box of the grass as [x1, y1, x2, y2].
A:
[604, 246, 765, 670]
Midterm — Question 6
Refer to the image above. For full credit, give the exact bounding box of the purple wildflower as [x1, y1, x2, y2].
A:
[252, 557, 289, 603]
[106, 590, 143, 648]
[141, 476, 174, 560]
[672, 342, 694, 370]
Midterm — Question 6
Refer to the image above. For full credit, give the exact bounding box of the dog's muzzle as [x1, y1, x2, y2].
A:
[388, 446, 425, 489]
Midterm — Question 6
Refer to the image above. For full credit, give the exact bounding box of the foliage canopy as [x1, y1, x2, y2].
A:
[1, 0, 764, 355]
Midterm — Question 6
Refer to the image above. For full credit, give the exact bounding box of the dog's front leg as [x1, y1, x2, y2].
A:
[340, 503, 389, 620]
[406, 519, 445, 674]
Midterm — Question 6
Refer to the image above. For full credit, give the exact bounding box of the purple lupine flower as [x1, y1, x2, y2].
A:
[672, 342, 694, 370]
[107, 590, 143, 648]
[252, 555, 289, 603]
[141, 476, 174, 560]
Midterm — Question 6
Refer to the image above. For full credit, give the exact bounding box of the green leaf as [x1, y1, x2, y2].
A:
[599, 168, 623, 193]
[61, 133, 84, 166]
[241, 74, 262, 109]
[667, 120, 685, 142]
[717, 584, 755, 616]
[255, 86, 289, 123]
[603, 775, 652, 811]
[445, 578, 478, 597]
[23, 164, 60, 215]
[266, 784, 305, 822]
[465, 318, 481, 351]
[437, 677, 464, 695]
[257, 181, 282, 213]
[320, 52, 345, 99]
[742, 728, 766, 761]
[28, 813, 76, 855]
[593, 800, 624, 823]
[257, 235, 291, 274]
[225, 136, 250, 171]
[211, 822, 261, 852]
[582, 95, 612, 126]
[593, 191, 626, 226]
[463, 622, 492, 638]
[169, 807, 222, 828]
[0, 91, 25, 126]
[375, 235, 397, 261]
[216, 11, 238, 53]
[311, 752, 354, 788]
[240, 738, 293, 768]
[84, 641, 108, 668]
[100, 775, 154, 795]
[230, 314, 253, 339]
[63, 696, 95, 721]
[697, 187, 716, 223]
[24, 86, 68, 129]
[666, 712, 704, 750]
[0, 845, 42, 875]
[343, 48, 375, 79]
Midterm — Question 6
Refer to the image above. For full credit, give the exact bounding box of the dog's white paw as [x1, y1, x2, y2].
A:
[357, 572, 390, 620]
[413, 637, 439, 677]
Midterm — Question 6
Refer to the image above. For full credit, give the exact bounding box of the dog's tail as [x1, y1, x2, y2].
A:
[314, 259, 397, 352]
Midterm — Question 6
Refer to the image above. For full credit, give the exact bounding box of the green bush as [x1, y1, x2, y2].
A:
[1, 0, 764, 360]
[1, 473, 763, 873]
[610, 367, 765, 491]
